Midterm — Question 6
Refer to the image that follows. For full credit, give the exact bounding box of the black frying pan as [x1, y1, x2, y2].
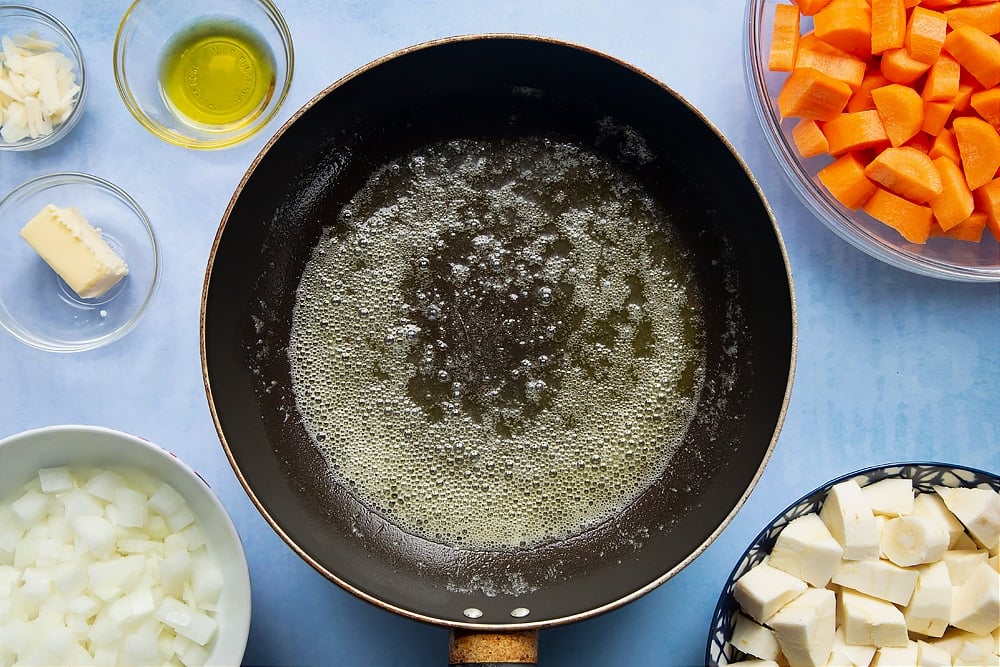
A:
[201, 35, 795, 664]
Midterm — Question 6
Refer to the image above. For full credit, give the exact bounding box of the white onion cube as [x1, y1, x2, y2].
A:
[71, 515, 115, 558]
[113, 486, 148, 529]
[37, 467, 73, 494]
[156, 596, 218, 646]
[149, 484, 186, 516]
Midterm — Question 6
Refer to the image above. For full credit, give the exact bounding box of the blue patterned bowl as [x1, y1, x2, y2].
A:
[705, 462, 1000, 666]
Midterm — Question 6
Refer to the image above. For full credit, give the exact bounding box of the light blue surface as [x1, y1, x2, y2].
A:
[0, 2, 997, 666]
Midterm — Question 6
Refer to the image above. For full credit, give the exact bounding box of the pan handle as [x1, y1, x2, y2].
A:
[448, 629, 539, 666]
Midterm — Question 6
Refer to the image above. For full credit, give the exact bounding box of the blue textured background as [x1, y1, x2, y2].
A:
[1, 2, 997, 665]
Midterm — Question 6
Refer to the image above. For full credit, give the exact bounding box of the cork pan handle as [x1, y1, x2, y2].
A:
[448, 629, 539, 666]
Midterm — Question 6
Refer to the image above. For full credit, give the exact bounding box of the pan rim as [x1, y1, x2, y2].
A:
[199, 32, 799, 631]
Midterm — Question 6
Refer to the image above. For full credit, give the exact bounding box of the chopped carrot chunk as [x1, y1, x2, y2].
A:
[929, 155, 976, 228]
[872, 83, 925, 146]
[815, 0, 873, 57]
[823, 110, 891, 154]
[818, 152, 879, 208]
[872, 0, 908, 54]
[864, 187, 935, 242]
[864, 146, 944, 202]
[943, 25, 1000, 88]
[905, 7, 949, 64]
[770, 4, 802, 72]
[953, 116, 1000, 189]
[777, 67, 854, 120]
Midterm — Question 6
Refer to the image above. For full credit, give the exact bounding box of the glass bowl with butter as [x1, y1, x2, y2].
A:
[0, 172, 159, 352]
[0, 5, 87, 151]
[113, 0, 293, 150]
[706, 462, 1000, 666]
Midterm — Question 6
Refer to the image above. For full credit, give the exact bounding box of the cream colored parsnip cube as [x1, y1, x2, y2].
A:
[839, 588, 909, 648]
[904, 560, 952, 638]
[831, 556, 918, 606]
[935, 486, 1000, 551]
[950, 562, 1000, 635]
[820, 481, 880, 561]
[769, 587, 837, 667]
[733, 559, 808, 624]
[912, 492, 966, 547]
[768, 513, 843, 587]
[862, 477, 915, 517]
[872, 641, 918, 666]
[730, 613, 781, 661]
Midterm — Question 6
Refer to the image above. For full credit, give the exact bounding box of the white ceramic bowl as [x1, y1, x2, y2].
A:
[0, 5, 87, 151]
[0, 425, 251, 666]
[745, 0, 1000, 282]
[706, 461, 1000, 665]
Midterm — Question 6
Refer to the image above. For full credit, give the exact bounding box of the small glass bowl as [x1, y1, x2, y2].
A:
[0, 172, 159, 352]
[705, 462, 1000, 665]
[745, 0, 1000, 282]
[113, 0, 294, 150]
[0, 5, 87, 151]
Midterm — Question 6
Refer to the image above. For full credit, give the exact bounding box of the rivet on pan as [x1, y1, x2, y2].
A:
[510, 607, 530, 618]
[463, 608, 484, 619]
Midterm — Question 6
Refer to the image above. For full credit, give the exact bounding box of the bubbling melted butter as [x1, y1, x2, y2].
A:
[288, 136, 706, 550]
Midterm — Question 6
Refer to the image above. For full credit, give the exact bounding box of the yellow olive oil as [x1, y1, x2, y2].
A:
[158, 18, 275, 129]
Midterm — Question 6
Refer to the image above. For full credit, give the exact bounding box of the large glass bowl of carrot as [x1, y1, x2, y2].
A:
[745, 0, 1000, 282]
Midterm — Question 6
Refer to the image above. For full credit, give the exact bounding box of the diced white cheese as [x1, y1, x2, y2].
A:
[730, 613, 781, 661]
[768, 513, 844, 587]
[768, 587, 837, 667]
[904, 560, 952, 638]
[820, 480, 880, 560]
[881, 515, 949, 567]
[733, 559, 808, 624]
[935, 486, 1000, 551]
[839, 588, 910, 648]
[862, 477, 915, 517]
[831, 556, 919, 606]
[950, 561, 1000, 635]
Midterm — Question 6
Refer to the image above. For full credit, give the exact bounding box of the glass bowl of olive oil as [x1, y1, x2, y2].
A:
[113, 0, 293, 150]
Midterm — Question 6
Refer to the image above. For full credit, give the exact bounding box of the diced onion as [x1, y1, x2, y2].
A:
[0, 466, 224, 666]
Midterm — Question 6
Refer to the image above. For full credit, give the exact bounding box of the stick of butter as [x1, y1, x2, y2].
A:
[20, 204, 129, 299]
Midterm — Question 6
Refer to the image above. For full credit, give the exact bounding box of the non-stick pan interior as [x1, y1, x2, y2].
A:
[203, 36, 794, 628]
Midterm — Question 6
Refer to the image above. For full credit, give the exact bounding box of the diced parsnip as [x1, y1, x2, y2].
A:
[734, 559, 809, 623]
[912, 492, 967, 547]
[769, 513, 844, 587]
[861, 477, 915, 517]
[942, 549, 990, 585]
[934, 486, 1000, 551]
[904, 560, 952, 637]
[820, 480, 880, 560]
[950, 562, 1000, 634]
[839, 587, 910, 647]
[831, 556, 919, 605]
[769, 587, 837, 667]
[881, 515, 949, 567]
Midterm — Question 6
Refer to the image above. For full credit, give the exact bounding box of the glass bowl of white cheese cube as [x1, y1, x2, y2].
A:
[0, 172, 159, 352]
[0, 424, 251, 666]
[706, 462, 1000, 666]
[0, 5, 87, 151]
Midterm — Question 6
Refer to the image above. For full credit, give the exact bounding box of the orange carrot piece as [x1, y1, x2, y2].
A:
[919, 0, 963, 9]
[880, 47, 932, 84]
[906, 132, 934, 154]
[953, 115, 1000, 189]
[871, 83, 925, 146]
[970, 87, 1000, 126]
[921, 54, 962, 101]
[795, 33, 868, 87]
[792, 118, 831, 157]
[905, 7, 949, 64]
[777, 67, 854, 120]
[943, 25, 1000, 88]
[864, 146, 944, 202]
[930, 127, 962, 162]
[929, 211, 987, 241]
[814, 0, 873, 57]
[975, 177, 1000, 240]
[770, 4, 802, 72]
[818, 152, 879, 208]
[952, 83, 977, 112]
[929, 155, 976, 228]
[864, 187, 935, 242]
[944, 3, 1000, 36]
[793, 0, 835, 16]
[871, 0, 908, 54]
[823, 109, 891, 154]
[921, 100, 956, 135]
[848, 70, 892, 112]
